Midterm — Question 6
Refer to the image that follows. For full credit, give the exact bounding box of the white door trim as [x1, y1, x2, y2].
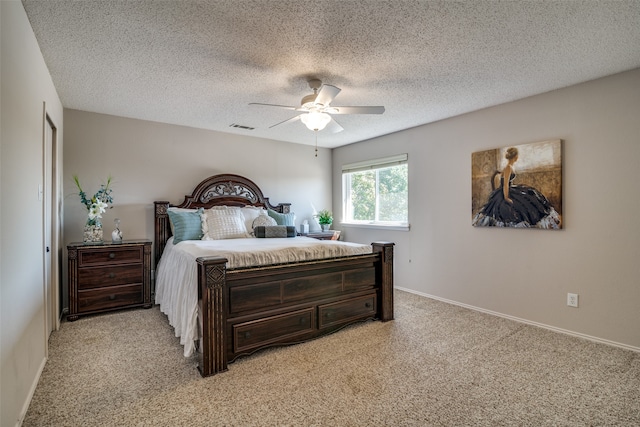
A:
[42, 103, 61, 355]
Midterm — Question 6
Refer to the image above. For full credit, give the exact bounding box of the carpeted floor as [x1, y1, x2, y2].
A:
[24, 290, 640, 426]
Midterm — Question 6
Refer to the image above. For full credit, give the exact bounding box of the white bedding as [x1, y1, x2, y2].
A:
[155, 236, 372, 356]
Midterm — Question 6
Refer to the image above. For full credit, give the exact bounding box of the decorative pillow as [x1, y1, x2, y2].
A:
[167, 207, 198, 234]
[252, 214, 277, 230]
[201, 207, 249, 240]
[167, 207, 200, 212]
[167, 208, 203, 243]
[241, 206, 268, 232]
[254, 225, 297, 238]
[208, 205, 239, 211]
[267, 209, 296, 226]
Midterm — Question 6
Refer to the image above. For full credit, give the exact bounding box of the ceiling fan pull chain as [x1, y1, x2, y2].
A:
[315, 131, 318, 157]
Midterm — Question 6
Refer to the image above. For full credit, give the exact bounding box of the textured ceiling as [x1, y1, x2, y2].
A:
[22, 0, 640, 148]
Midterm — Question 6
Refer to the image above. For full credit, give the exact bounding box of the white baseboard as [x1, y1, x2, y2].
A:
[15, 356, 47, 427]
[395, 286, 640, 354]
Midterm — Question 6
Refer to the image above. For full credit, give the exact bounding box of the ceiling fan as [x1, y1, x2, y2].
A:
[249, 79, 385, 133]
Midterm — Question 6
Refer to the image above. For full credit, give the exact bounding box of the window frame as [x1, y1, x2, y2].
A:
[341, 154, 409, 230]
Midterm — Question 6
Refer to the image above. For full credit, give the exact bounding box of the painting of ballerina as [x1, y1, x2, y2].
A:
[472, 140, 562, 229]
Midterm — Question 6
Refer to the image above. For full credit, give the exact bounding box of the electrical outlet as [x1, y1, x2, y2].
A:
[567, 293, 579, 308]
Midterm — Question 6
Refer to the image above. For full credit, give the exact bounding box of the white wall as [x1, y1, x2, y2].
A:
[62, 110, 333, 284]
[333, 69, 640, 350]
[1, 2, 64, 426]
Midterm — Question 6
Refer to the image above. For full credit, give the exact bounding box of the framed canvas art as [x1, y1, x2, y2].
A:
[472, 139, 562, 229]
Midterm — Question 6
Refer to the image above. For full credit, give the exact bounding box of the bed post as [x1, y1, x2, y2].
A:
[154, 201, 170, 266]
[372, 242, 394, 322]
[196, 256, 228, 377]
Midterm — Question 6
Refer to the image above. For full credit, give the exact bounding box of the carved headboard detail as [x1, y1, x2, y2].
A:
[154, 174, 291, 265]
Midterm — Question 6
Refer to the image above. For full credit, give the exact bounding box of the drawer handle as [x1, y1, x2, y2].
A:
[325, 311, 334, 318]
[365, 302, 372, 308]
[109, 294, 116, 300]
[108, 273, 116, 279]
[109, 252, 116, 259]
[299, 317, 306, 325]
[243, 332, 251, 339]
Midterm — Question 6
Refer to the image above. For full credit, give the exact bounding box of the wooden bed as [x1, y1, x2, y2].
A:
[154, 173, 394, 377]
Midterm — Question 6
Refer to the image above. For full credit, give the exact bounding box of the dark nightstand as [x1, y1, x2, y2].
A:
[67, 240, 152, 321]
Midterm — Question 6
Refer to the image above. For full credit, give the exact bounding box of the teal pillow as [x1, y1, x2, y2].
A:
[168, 208, 203, 244]
[267, 209, 295, 226]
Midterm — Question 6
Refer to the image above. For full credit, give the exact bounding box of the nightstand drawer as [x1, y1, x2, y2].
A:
[78, 264, 143, 289]
[77, 283, 143, 313]
[318, 294, 376, 329]
[78, 247, 143, 267]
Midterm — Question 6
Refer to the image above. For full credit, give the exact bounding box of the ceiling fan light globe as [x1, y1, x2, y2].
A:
[301, 111, 331, 131]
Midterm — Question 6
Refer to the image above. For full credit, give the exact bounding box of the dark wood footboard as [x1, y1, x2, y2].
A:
[196, 242, 394, 377]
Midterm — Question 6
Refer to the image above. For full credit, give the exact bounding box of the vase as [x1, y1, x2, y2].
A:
[321, 224, 331, 232]
[111, 228, 123, 242]
[83, 219, 103, 243]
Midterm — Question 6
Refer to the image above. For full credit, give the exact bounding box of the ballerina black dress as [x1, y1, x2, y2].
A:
[473, 173, 561, 229]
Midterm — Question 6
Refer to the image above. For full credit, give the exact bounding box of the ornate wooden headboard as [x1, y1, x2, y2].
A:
[154, 174, 291, 265]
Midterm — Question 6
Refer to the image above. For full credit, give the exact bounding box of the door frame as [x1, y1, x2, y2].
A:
[42, 103, 61, 352]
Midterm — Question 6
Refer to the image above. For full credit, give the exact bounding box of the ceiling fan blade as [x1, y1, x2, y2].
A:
[325, 117, 344, 133]
[249, 103, 297, 111]
[329, 106, 385, 114]
[269, 115, 301, 128]
[314, 85, 341, 106]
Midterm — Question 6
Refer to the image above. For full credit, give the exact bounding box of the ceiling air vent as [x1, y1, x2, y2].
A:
[229, 123, 255, 130]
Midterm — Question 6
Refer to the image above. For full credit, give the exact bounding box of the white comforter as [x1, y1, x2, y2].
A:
[155, 237, 372, 356]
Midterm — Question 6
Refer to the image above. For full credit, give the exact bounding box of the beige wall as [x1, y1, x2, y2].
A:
[1, 2, 64, 426]
[63, 109, 333, 275]
[333, 69, 640, 350]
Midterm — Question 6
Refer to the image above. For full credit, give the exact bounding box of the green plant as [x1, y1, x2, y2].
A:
[315, 209, 333, 225]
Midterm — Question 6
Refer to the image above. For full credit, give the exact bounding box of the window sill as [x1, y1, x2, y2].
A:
[340, 222, 410, 232]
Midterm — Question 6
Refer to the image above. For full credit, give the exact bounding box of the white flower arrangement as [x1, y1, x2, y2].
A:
[73, 175, 113, 226]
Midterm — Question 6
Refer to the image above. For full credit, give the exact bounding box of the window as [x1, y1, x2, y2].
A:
[342, 154, 408, 228]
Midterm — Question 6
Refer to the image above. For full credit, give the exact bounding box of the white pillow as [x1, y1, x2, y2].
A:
[241, 206, 268, 232]
[207, 205, 239, 210]
[201, 207, 249, 240]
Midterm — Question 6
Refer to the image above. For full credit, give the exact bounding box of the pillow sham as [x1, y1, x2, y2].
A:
[267, 209, 296, 226]
[254, 225, 297, 238]
[167, 207, 199, 234]
[208, 205, 240, 210]
[240, 206, 268, 232]
[167, 208, 203, 243]
[201, 207, 249, 240]
[167, 207, 200, 212]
